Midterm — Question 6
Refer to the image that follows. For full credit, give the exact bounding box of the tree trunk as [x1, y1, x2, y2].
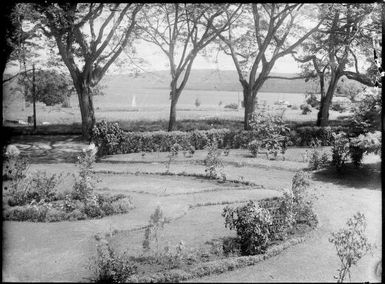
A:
[168, 95, 178, 131]
[243, 87, 256, 130]
[75, 80, 95, 139]
[316, 74, 339, 127]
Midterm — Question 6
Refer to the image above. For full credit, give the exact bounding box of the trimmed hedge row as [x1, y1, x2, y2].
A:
[91, 121, 363, 156]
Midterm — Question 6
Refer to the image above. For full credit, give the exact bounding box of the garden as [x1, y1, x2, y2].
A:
[2, 105, 382, 282]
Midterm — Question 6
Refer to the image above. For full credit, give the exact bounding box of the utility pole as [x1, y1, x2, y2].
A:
[32, 64, 36, 131]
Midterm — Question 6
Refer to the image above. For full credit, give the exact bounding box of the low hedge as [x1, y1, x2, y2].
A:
[91, 120, 363, 156]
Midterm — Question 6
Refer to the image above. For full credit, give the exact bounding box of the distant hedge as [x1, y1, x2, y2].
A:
[91, 120, 363, 156]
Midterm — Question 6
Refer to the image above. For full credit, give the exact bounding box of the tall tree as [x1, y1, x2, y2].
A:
[32, 3, 142, 138]
[213, 4, 323, 129]
[137, 3, 242, 131]
[293, 4, 380, 126]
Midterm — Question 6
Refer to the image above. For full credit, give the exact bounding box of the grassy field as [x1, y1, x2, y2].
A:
[3, 83, 349, 132]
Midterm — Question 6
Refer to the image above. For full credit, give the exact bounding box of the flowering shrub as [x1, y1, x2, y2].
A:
[204, 139, 224, 179]
[352, 89, 381, 131]
[222, 201, 273, 255]
[329, 212, 373, 283]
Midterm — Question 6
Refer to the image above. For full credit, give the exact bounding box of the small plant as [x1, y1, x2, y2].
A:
[143, 205, 168, 254]
[331, 132, 351, 172]
[203, 139, 224, 179]
[291, 171, 317, 227]
[248, 140, 261, 158]
[300, 103, 312, 115]
[329, 212, 373, 283]
[72, 143, 99, 201]
[308, 149, 329, 170]
[91, 239, 137, 283]
[222, 200, 272, 255]
[194, 98, 201, 108]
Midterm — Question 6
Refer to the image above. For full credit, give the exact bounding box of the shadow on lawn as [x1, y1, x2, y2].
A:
[311, 162, 382, 190]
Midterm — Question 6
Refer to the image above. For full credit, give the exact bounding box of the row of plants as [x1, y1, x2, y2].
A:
[90, 171, 318, 283]
[3, 144, 133, 222]
[91, 117, 361, 157]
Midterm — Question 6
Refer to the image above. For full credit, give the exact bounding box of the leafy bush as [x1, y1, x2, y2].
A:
[92, 240, 137, 283]
[300, 103, 312, 115]
[329, 212, 373, 283]
[249, 111, 290, 157]
[3, 144, 133, 222]
[331, 101, 350, 113]
[7, 171, 63, 206]
[224, 103, 238, 110]
[248, 140, 261, 157]
[352, 89, 381, 131]
[308, 149, 329, 170]
[91, 120, 125, 156]
[223, 201, 273, 255]
[330, 131, 381, 170]
[204, 139, 224, 179]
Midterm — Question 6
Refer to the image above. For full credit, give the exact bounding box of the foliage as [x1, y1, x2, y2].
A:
[329, 212, 373, 283]
[91, 120, 125, 157]
[352, 89, 382, 131]
[92, 240, 137, 283]
[308, 149, 329, 170]
[17, 69, 75, 106]
[224, 103, 238, 110]
[203, 139, 224, 179]
[223, 200, 273, 255]
[331, 131, 381, 171]
[331, 101, 350, 113]
[7, 171, 63, 206]
[249, 111, 290, 157]
[3, 144, 133, 222]
[300, 103, 312, 115]
[290, 171, 317, 226]
[3, 146, 29, 181]
[247, 140, 261, 157]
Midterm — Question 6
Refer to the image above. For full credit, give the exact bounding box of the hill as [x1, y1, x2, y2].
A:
[103, 69, 317, 93]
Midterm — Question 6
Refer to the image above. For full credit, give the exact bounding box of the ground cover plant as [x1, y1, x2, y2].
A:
[3, 144, 133, 222]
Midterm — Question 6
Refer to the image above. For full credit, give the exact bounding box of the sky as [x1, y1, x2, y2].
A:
[132, 41, 301, 74]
